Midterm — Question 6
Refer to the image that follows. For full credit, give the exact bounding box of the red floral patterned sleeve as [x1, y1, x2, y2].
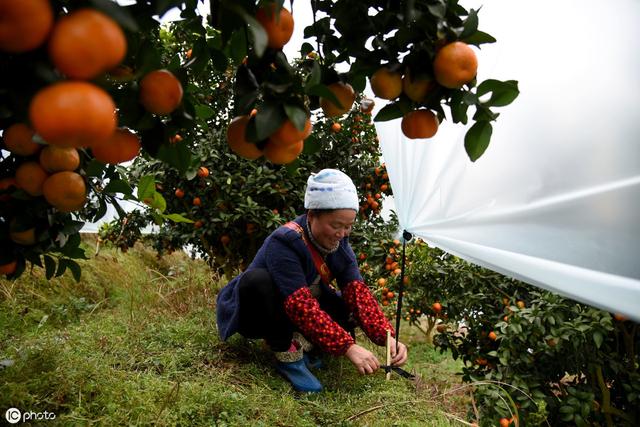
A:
[342, 280, 394, 346]
[284, 287, 355, 355]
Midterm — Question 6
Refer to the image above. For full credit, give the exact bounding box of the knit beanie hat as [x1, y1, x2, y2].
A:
[304, 169, 359, 211]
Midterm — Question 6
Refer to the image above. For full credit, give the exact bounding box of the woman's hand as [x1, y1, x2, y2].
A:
[345, 344, 380, 375]
[388, 337, 408, 366]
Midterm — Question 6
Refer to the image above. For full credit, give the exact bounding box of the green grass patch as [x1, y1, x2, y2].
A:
[1, 238, 469, 425]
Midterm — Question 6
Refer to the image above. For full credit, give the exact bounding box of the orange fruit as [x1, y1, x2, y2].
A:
[193, 197, 201, 206]
[0, 177, 17, 201]
[29, 81, 117, 148]
[401, 109, 439, 139]
[10, 226, 36, 246]
[194, 220, 204, 229]
[42, 171, 87, 212]
[331, 122, 341, 132]
[403, 69, 436, 103]
[186, 48, 192, 59]
[488, 331, 498, 341]
[263, 139, 303, 164]
[197, 166, 209, 178]
[387, 291, 395, 299]
[48, 8, 127, 79]
[432, 302, 442, 313]
[169, 134, 183, 144]
[175, 188, 184, 198]
[0, 259, 17, 275]
[39, 146, 80, 172]
[377, 278, 387, 287]
[0, 0, 53, 53]
[433, 41, 478, 89]
[320, 82, 356, 117]
[270, 118, 312, 146]
[613, 313, 627, 322]
[3, 123, 41, 156]
[220, 235, 231, 245]
[91, 128, 141, 164]
[370, 67, 403, 100]
[15, 161, 48, 196]
[499, 418, 511, 427]
[139, 69, 184, 115]
[255, 4, 294, 49]
[516, 300, 525, 309]
[226, 115, 262, 160]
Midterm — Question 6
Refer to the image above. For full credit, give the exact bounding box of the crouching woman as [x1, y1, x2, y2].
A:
[216, 169, 407, 392]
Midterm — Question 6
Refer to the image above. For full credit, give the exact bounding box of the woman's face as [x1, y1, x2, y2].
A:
[308, 209, 357, 251]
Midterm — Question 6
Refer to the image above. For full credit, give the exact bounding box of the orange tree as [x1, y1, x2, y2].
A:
[1, 0, 517, 281]
[388, 243, 640, 426]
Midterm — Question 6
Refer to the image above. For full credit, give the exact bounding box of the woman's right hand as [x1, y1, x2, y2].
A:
[345, 344, 380, 375]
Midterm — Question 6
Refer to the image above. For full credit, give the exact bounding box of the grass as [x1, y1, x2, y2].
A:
[0, 236, 470, 426]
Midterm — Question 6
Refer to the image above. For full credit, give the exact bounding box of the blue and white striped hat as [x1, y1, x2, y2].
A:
[304, 169, 359, 211]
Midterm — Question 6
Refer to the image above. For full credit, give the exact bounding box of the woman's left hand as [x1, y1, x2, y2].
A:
[388, 337, 408, 366]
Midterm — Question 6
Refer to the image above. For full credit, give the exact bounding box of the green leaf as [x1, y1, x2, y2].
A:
[44, 255, 56, 280]
[254, 103, 286, 140]
[574, 414, 587, 427]
[283, 104, 307, 131]
[305, 61, 322, 88]
[226, 4, 267, 57]
[162, 213, 193, 223]
[464, 121, 492, 161]
[66, 259, 82, 282]
[151, 191, 167, 213]
[195, 104, 216, 120]
[450, 91, 469, 124]
[476, 79, 520, 107]
[460, 9, 479, 39]
[374, 100, 411, 122]
[157, 142, 192, 173]
[593, 331, 603, 348]
[137, 175, 156, 201]
[302, 134, 322, 155]
[305, 84, 341, 107]
[55, 259, 68, 277]
[427, 2, 446, 18]
[462, 30, 497, 46]
[103, 179, 133, 196]
[85, 159, 106, 177]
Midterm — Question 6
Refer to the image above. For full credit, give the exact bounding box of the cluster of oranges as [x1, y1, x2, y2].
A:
[226, 109, 313, 165]
[227, 4, 359, 165]
[369, 41, 478, 140]
[0, 1, 185, 275]
[358, 163, 392, 218]
[226, 4, 311, 165]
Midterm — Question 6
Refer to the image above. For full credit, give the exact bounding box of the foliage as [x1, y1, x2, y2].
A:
[1, 0, 516, 280]
[392, 244, 640, 426]
[0, 238, 468, 426]
[118, 21, 392, 273]
[98, 210, 148, 253]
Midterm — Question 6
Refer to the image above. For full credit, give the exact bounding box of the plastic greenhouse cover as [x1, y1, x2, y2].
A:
[377, 0, 640, 322]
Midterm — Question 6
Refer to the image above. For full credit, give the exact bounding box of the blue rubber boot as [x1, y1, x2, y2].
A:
[274, 343, 323, 392]
[275, 358, 323, 392]
[303, 353, 324, 370]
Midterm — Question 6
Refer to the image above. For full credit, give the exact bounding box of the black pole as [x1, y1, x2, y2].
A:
[394, 230, 412, 354]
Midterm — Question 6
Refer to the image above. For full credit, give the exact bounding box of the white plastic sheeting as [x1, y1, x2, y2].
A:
[377, 0, 640, 321]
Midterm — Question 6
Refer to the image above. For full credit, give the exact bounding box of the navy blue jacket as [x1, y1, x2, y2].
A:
[216, 214, 362, 341]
